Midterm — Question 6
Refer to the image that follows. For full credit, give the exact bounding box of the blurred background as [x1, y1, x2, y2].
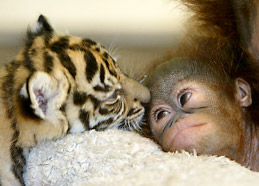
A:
[0, 0, 187, 77]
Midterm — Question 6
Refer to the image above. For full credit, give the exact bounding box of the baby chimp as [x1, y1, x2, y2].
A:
[145, 57, 259, 171]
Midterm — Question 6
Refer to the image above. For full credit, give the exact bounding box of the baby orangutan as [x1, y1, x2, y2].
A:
[146, 57, 258, 170]
[145, 0, 259, 171]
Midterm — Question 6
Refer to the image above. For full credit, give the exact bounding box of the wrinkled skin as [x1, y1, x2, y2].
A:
[145, 58, 259, 171]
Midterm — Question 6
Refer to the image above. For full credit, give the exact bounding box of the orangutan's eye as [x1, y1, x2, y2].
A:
[155, 110, 170, 121]
[178, 92, 192, 107]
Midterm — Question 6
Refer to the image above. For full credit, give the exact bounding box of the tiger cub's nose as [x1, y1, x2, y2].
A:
[120, 74, 150, 103]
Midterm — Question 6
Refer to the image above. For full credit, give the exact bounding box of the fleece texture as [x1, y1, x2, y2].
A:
[24, 129, 259, 186]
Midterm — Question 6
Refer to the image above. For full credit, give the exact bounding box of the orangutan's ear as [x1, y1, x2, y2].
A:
[235, 78, 252, 107]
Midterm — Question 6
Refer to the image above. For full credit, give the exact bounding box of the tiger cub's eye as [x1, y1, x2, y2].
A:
[108, 91, 116, 99]
[107, 88, 123, 100]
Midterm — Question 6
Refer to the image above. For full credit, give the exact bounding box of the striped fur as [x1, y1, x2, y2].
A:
[0, 15, 150, 186]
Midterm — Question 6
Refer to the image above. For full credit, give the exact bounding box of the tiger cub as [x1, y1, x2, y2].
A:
[0, 15, 150, 186]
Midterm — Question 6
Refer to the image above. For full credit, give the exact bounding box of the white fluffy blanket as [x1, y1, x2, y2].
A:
[25, 129, 259, 186]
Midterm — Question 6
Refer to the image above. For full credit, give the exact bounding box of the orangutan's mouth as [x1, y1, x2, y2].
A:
[162, 116, 209, 152]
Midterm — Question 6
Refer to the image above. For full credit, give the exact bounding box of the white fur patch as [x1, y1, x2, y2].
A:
[25, 130, 259, 186]
[19, 84, 28, 98]
[31, 21, 43, 34]
[69, 120, 85, 134]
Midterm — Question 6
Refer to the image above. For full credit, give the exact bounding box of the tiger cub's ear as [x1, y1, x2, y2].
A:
[20, 71, 69, 121]
[27, 15, 54, 38]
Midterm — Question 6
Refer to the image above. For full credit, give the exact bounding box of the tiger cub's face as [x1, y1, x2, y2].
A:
[21, 15, 150, 133]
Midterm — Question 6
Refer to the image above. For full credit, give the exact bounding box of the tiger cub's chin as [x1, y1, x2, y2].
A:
[0, 15, 150, 186]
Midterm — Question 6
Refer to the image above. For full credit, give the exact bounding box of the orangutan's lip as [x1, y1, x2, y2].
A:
[162, 116, 208, 151]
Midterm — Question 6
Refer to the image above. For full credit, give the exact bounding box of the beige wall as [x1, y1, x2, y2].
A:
[0, 0, 187, 47]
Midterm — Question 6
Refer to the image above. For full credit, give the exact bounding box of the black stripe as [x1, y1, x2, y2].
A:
[2, 61, 18, 118]
[44, 33, 53, 46]
[102, 58, 117, 77]
[103, 58, 110, 69]
[99, 107, 110, 115]
[93, 118, 114, 131]
[85, 50, 98, 82]
[50, 37, 77, 78]
[100, 64, 105, 84]
[134, 108, 142, 115]
[63, 71, 72, 96]
[2, 61, 26, 185]
[82, 38, 97, 47]
[79, 110, 90, 130]
[44, 51, 53, 73]
[59, 53, 76, 79]
[23, 34, 37, 72]
[50, 37, 69, 52]
[9, 119, 26, 185]
[67, 83, 71, 95]
[127, 108, 135, 117]
[73, 92, 100, 110]
[88, 95, 100, 110]
[12, 126, 19, 141]
[103, 52, 109, 59]
[73, 91, 87, 105]
[114, 100, 122, 115]
[60, 103, 66, 112]
[95, 48, 100, 52]
[69, 44, 86, 52]
[9, 76, 26, 185]
[11, 142, 26, 186]
[34, 134, 38, 146]
[23, 48, 36, 72]
[109, 68, 117, 77]
[2, 61, 20, 118]
[107, 98, 120, 108]
[114, 101, 125, 117]
[25, 31, 35, 49]
[93, 85, 111, 92]
[30, 48, 37, 56]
